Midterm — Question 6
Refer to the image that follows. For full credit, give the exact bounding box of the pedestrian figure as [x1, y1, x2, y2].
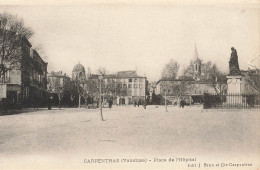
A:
[134, 100, 137, 107]
[33, 95, 39, 110]
[180, 99, 185, 108]
[138, 99, 141, 107]
[48, 95, 52, 110]
[122, 98, 125, 105]
[109, 99, 113, 109]
[0, 98, 7, 113]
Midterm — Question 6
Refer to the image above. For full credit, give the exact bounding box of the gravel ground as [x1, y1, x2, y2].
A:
[0, 105, 259, 169]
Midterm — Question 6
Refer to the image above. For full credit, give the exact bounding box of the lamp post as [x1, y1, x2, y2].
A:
[165, 90, 168, 112]
[98, 74, 104, 121]
[144, 78, 147, 109]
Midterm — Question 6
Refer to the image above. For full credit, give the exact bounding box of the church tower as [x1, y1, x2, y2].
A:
[193, 44, 201, 79]
[72, 62, 86, 81]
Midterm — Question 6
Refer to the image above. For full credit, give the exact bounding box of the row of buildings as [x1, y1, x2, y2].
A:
[0, 36, 48, 108]
[48, 64, 148, 106]
[1, 34, 259, 108]
[0, 32, 148, 108]
[152, 46, 259, 105]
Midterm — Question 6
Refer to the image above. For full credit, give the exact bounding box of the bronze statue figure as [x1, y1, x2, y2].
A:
[229, 47, 241, 75]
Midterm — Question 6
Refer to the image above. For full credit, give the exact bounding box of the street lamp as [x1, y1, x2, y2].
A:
[165, 90, 168, 112]
[144, 78, 147, 109]
[98, 74, 104, 121]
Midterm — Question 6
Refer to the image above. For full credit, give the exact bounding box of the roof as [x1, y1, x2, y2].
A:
[102, 71, 146, 79]
[22, 36, 32, 47]
[48, 71, 70, 79]
[73, 63, 85, 72]
[105, 75, 146, 79]
[31, 49, 47, 65]
[117, 71, 137, 76]
[156, 77, 195, 84]
[156, 75, 227, 85]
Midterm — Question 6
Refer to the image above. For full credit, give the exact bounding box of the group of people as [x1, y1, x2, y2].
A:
[172, 98, 187, 108]
[134, 99, 143, 107]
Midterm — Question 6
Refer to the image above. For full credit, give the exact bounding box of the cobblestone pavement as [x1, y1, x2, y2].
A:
[0, 105, 259, 169]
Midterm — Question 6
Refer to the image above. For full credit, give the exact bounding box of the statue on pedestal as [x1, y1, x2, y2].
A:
[229, 47, 241, 75]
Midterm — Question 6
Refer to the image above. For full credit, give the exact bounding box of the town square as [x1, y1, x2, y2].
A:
[0, 105, 259, 169]
[0, 2, 260, 170]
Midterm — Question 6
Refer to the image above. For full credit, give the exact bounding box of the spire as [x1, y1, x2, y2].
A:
[193, 43, 201, 77]
[194, 43, 199, 60]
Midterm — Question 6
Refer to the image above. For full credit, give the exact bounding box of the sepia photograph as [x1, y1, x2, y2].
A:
[0, 0, 259, 169]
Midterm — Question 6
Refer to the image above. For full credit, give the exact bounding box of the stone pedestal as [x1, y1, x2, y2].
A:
[226, 75, 243, 105]
[226, 75, 242, 94]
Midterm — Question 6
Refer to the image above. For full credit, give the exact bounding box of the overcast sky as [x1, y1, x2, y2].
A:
[0, 4, 259, 81]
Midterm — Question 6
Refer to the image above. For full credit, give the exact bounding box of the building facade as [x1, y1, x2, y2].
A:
[47, 71, 76, 106]
[155, 45, 227, 104]
[155, 77, 227, 104]
[0, 37, 48, 108]
[104, 71, 147, 105]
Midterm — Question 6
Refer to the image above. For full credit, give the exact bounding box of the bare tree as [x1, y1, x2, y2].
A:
[245, 69, 260, 93]
[202, 61, 226, 94]
[182, 60, 200, 78]
[84, 78, 99, 106]
[34, 44, 48, 61]
[75, 79, 84, 108]
[161, 59, 180, 79]
[97, 67, 108, 75]
[183, 60, 226, 94]
[0, 13, 33, 82]
[47, 76, 64, 109]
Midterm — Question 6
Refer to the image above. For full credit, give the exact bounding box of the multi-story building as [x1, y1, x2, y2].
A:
[240, 69, 260, 94]
[155, 77, 227, 104]
[26, 49, 48, 106]
[155, 46, 227, 104]
[47, 71, 76, 106]
[104, 71, 147, 105]
[0, 37, 48, 108]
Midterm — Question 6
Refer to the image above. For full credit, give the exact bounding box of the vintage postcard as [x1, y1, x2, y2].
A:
[0, 0, 259, 169]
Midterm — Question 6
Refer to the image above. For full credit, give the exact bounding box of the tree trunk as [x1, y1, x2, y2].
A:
[58, 98, 61, 109]
[78, 95, 81, 108]
[85, 97, 88, 108]
[190, 95, 192, 107]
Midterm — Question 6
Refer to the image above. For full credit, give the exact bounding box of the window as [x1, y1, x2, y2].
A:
[139, 84, 143, 89]
[134, 78, 137, 82]
[5, 70, 10, 80]
[128, 84, 132, 88]
[129, 79, 132, 82]
[60, 78, 63, 86]
[134, 84, 138, 88]
[245, 84, 248, 91]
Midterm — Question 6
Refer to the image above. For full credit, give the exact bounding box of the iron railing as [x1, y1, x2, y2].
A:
[203, 93, 260, 109]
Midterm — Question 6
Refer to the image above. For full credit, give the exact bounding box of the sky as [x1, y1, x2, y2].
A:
[0, 3, 259, 81]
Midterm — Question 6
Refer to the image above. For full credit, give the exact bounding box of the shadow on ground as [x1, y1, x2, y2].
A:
[0, 108, 62, 116]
